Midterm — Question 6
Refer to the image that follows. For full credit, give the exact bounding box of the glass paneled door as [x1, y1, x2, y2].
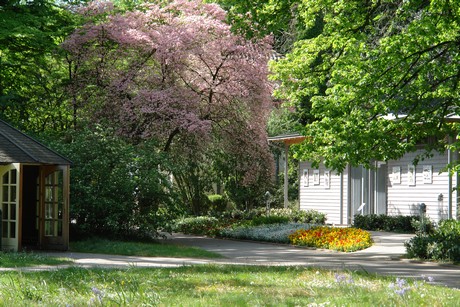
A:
[39, 166, 68, 249]
[0, 164, 19, 251]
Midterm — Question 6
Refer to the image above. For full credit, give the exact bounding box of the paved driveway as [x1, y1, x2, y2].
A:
[169, 232, 460, 289]
[19, 232, 460, 289]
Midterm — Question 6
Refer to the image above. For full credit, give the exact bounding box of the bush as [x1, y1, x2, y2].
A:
[405, 235, 434, 259]
[289, 227, 373, 252]
[207, 194, 228, 216]
[269, 208, 327, 224]
[44, 128, 179, 239]
[405, 219, 460, 262]
[353, 214, 419, 233]
[173, 216, 236, 236]
[219, 208, 326, 225]
[173, 216, 219, 236]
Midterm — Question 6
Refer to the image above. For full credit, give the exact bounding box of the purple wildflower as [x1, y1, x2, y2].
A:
[334, 273, 354, 284]
[395, 288, 409, 296]
[334, 273, 347, 283]
[91, 287, 104, 302]
[396, 278, 407, 288]
[390, 278, 411, 296]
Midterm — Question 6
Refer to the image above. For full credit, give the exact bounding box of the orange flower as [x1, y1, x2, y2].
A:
[289, 227, 372, 252]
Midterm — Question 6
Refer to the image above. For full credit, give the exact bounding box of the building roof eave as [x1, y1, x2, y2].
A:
[267, 133, 306, 145]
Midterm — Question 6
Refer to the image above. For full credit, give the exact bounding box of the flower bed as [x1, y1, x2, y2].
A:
[288, 227, 373, 252]
[220, 223, 315, 244]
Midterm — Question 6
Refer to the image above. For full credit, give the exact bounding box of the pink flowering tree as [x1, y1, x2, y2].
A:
[63, 0, 275, 212]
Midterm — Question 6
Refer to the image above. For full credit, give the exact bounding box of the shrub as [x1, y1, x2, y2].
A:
[285, 209, 327, 224]
[431, 219, 460, 261]
[44, 128, 179, 239]
[353, 214, 419, 233]
[268, 208, 327, 224]
[289, 227, 373, 252]
[173, 216, 220, 236]
[405, 235, 434, 259]
[220, 208, 326, 225]
[219, 209, 246, 220]
[207, 194, 228, 216]
[406, 219, 460, 262]
[221, 223, 314, 244]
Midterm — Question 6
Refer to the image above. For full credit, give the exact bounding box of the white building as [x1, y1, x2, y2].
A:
[270, 134, 459, 225]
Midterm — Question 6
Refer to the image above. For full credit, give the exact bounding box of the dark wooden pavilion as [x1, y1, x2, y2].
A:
[0, 119, 71, 251]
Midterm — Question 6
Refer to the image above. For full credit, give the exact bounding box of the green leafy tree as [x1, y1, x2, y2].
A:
[0, 0, 78, 132]
[210, 0, 309, 53]
[43, 127, 180, 238]
[272, 0, 460, 171]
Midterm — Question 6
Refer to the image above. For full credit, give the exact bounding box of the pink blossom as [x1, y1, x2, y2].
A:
[64, 0, 275, 186]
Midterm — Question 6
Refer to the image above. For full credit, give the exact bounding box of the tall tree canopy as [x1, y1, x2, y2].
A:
[0, 0, 77, 132]
[272, 0, 460, 171]
[210, 0, 306, 53]
[63, 0, 275, 209]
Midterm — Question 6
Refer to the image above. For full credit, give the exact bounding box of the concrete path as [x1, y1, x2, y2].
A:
[169, 232, 460, 289]
[14, 232, 460, 289]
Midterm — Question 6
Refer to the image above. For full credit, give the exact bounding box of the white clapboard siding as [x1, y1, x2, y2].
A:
[299, 162, 348, 225]
[387, 150, 457, 223]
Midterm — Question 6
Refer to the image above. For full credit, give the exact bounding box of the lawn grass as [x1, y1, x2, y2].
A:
[0, 265, 458, 306]
[70, 237, 222, 258]
[0, 252, 73, 268]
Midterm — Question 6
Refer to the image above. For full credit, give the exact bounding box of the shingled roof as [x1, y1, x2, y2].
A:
[0, 119, 71, 165]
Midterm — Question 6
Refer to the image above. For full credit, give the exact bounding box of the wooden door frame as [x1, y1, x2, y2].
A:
[0, 163, 20, 251]
[38, 165, 70, 250]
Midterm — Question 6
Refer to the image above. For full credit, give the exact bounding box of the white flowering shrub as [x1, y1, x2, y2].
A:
[221, 223, 314, 243]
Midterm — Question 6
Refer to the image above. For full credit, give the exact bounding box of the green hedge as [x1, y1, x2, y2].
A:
[173, 216, 221, 236]
[353, 214, 419, 233]
[219, 208, 326, 224]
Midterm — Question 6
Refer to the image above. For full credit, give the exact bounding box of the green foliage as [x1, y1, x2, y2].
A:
[207, 194, 228, 216]
[271, 1, 460, 171]
[210, 0, 311, 54]
[269, 208, 327, 224]
[267, 107, 302, 137]
[406, 219, 460, 263]
[41, 127, 180, 239]
[0, 0, 79, 132]
[353, 214, 420, 233]
[173, 216, 223, 236]
[219, 207, 326, 224]
[220, 207, 326, 225]
[405, 235, 434, 260]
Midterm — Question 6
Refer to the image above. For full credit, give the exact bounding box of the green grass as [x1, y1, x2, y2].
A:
[0, 252, 72, 268]
[0, 265, 458, 306]
[70, 237, 222, 258]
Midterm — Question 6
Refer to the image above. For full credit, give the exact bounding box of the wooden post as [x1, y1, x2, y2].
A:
[284, 143, 289, 208]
